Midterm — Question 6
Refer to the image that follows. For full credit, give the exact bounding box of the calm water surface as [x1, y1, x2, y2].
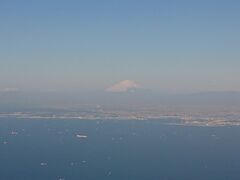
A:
[0, 118, 240, 180]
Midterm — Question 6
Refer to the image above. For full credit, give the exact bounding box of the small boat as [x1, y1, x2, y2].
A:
[76, 134, 88, 138]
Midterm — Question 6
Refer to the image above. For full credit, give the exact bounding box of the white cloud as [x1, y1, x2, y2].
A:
[0, 88, 19, 92]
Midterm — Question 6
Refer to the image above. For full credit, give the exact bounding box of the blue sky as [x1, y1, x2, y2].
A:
[1, 0, 240, 92]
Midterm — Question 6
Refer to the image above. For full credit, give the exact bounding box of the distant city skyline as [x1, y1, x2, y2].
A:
[1, 0, 240, 92]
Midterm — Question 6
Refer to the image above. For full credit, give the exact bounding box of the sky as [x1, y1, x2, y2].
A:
[1, 0, 240, 92]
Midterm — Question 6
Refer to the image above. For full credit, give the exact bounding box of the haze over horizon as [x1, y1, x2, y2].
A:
[1, 0, 240, 93]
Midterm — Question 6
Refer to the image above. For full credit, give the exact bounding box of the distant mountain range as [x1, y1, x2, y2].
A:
[0, 90, 240, 110]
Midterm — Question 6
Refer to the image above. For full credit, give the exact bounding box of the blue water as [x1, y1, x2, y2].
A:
[0, 118, 240, 180]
